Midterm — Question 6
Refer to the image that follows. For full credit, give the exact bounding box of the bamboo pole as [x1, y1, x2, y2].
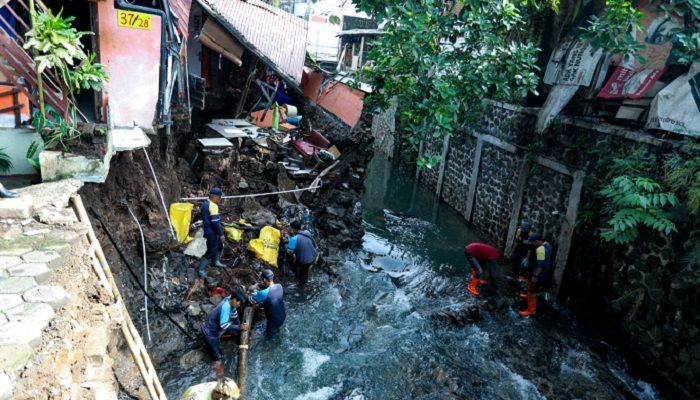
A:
[71, 194, 167, 400]
[28, 0, 46, 119]
[237, 307, 254, 398]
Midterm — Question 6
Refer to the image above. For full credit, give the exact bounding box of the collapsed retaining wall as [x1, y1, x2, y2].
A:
[373, 101, 700, 397]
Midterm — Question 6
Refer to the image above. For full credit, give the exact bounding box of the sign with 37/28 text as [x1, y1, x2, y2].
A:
[117, 10, 152, 30]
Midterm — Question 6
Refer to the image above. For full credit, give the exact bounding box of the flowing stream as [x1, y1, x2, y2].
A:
[164, 156, 660, 399]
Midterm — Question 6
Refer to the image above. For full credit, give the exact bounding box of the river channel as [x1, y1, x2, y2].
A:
[164, 156, 660, 399]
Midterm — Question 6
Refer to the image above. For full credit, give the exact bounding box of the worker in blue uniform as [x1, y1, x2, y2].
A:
[286, 220, 318, 283]
[202, 291, 249, 372]
[248, 269, 286, 337]
[198, 187, 225, 278]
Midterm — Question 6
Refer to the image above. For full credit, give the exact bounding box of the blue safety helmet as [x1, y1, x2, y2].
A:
[210, 187, 223, 197]
[261, 269, 274, 281]
[520, 221, 532, 232]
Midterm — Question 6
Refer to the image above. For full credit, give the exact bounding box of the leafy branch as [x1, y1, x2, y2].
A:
[599, 175, 679, 244]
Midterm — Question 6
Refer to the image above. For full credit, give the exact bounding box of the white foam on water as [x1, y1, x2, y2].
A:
[498, 362, 546, 400]
[392, 289, 412, 312]
[300, 348, 331, 378]
[560, 350, 595, 380]
[608, 364, 660, 400]
[293, 384, 341, 400]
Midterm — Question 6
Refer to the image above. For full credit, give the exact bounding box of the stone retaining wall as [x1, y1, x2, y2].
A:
[398, 101, 700, 397]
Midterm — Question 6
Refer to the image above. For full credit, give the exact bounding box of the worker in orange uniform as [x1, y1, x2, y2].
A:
[518, 231, 553, 317]
[464, 242, 500, 296]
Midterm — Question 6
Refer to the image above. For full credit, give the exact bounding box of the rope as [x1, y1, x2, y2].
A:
[126, 205, 152, 343]
[142, 148, 177, 240]
[90, 207, 196, 340]
[179, 184, 323, 201]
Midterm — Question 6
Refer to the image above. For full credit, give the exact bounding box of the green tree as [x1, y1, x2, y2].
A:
[355, 0, 544, 167]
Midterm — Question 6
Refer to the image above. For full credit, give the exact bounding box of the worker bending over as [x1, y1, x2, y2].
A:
[202, 291, 249, 375]
[287, 220, 318, 284]
[198, 187, 225, 278]
[518, 231, 553, 317]
[464, 242, 500, 296]
[248, 269, 286, 338]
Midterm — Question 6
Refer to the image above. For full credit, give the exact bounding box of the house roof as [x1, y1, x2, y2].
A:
[196, 0, 308, 86]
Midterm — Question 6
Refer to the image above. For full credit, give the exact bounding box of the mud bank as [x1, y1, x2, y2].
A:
[80, 107, 375, 397]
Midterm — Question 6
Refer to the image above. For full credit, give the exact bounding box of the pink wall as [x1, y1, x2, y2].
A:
[98, 0, 162, 129]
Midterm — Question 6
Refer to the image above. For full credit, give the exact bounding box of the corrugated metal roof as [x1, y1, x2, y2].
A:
[170, 0, 192, 38]
[197, 0, 308, 85]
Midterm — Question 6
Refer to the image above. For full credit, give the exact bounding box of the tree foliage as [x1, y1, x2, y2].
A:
[355, 0, 544, 168]
[23, 8, 108, 152]
[599, 175, 679, 244]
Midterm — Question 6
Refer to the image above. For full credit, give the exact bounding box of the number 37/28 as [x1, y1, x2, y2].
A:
[118, 11, 151, 30]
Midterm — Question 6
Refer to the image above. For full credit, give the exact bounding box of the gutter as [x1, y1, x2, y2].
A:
[194, 0, 304, 95]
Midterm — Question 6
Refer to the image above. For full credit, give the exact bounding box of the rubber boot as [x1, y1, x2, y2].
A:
[214, 253, 225, 268]
[0, 183, 18, 198]
[518, 293, 538, 317]
[197, 257, 209, 278]
[467, 274, 480, 296]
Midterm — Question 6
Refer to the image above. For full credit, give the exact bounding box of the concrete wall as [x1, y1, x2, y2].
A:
[0, 128, 41, 176]
[98, 0, 162, 129]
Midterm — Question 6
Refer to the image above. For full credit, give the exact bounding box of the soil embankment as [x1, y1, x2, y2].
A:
[80, 107, 374, 397]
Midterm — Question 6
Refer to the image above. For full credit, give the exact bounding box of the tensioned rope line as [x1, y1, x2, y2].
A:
[179, 184, 323, 201]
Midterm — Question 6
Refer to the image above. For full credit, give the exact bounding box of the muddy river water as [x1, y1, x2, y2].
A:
[163, 156, 660, 399]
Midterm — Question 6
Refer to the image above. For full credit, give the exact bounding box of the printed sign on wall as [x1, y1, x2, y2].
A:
[117, 10, 152, 30]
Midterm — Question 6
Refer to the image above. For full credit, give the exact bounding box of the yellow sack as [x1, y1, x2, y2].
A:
[247, 226, 281, 267]
[224, 226, 244, 242]
[169, 203, 194, 244]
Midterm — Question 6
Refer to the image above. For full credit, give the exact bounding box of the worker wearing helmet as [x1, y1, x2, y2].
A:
[198, 187, 225, 278]
[510, 220, 533, 278]
[248, 269, 286, 337]
[518, 231, 553, 317]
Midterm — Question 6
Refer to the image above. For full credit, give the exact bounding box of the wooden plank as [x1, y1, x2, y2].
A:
[464, 136, 484, 221]
[550, 171, 584, 301]
[435, 134, 451, 197]
[504, 158, 531, 254]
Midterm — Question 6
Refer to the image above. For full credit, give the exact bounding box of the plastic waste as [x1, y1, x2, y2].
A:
[247, 225, 281, 267]
[169, 203, 194, 243]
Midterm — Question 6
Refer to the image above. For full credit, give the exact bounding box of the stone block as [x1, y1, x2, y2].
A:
[37, 208, 77, 226]
[23, 285, 69, 310]
[5, 302, 55, 329]
[0, 247, 32, 257]
[0, 195, 33, 219]
[0, 294, 22, 312]
[7, 263, 51, 284]
[0, 277, 37, 294]
[0, 372, 12, 400]
[0, 322, 42, 348]
[0, 344, 34, 371]
[42, 242, 72, 258]
[15, 179, 82, 210]
[21, 250, 62, 268]
[0, 257, 21, 271]
[84, 329, 108, 367]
